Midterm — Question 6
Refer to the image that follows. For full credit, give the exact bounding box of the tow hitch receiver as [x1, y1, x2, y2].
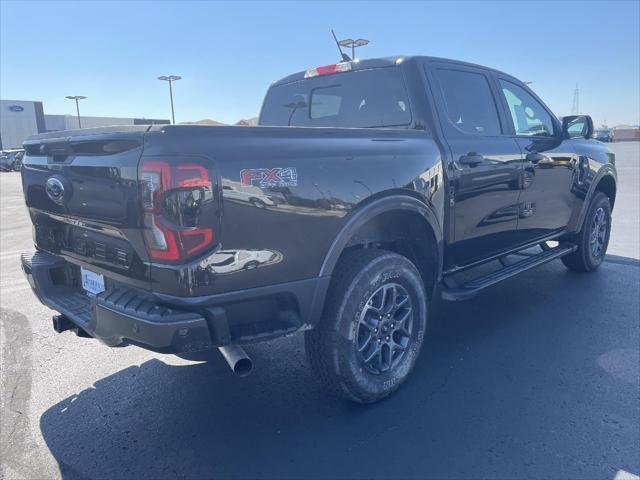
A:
[52, 314, 75, 333]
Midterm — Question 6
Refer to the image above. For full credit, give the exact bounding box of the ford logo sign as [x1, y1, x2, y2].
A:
[9, 105, 24, 112]
[46, 177, 66, 205]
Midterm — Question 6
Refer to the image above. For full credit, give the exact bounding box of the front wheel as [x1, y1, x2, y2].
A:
[562, 192, 612, 272]
[305, 249, 427, 403]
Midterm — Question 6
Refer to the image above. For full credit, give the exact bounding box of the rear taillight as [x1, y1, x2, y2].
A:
[140, 159, 216, 262]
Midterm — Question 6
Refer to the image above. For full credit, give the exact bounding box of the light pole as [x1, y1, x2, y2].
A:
[337, 38, 370, 60]
[157, 75, 182, 124]
[65, 95, 86, 128]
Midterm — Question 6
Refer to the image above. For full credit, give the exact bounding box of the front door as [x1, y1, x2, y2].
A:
[496, 78, 577, 241]
[427, 64, 523, 268]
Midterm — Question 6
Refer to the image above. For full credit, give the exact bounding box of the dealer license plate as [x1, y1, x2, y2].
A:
[81, 267, 105, 296]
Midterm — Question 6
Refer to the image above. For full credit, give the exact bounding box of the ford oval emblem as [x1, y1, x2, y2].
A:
[9, 105, 24, 112]
[46, 177, 66, 205]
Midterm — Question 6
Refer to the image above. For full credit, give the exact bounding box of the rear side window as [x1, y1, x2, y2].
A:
[260, 67, 412, 128]
[434, 69, 501, 136]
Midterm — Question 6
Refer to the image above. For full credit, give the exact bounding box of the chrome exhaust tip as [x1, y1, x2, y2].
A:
[218, 345, 253, 377]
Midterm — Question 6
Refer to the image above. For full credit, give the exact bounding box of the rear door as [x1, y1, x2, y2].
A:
[425, 63, 523, 268]
[495, 77, 577, 241]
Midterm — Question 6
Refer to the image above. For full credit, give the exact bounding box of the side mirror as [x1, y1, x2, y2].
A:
[562, 115, 594, 139]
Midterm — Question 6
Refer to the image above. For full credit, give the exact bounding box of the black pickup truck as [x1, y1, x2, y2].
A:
[21, 56, 616, 403]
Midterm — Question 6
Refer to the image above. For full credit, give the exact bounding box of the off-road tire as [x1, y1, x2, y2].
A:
[305, 249, 427, 403]
[562, 192, 611, 272]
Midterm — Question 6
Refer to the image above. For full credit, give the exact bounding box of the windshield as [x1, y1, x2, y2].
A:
[260, 67, 412, 128]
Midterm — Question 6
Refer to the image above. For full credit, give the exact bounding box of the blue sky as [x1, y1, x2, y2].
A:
[1, 0, 638, 126]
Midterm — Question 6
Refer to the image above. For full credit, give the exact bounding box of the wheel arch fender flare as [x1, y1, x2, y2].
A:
[319, 194, 443, 278]
[573, 166, 617, 233]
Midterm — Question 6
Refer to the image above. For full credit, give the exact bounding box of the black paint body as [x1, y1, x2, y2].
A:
[20, 56, 617, 350]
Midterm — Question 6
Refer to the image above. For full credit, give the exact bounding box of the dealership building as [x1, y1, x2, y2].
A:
[0, 99, 169, 150]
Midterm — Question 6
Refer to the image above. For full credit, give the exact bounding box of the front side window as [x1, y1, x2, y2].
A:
[434, 69, 502, 136]
[260, 67, 412, 128]
[500, 80, 555, 137]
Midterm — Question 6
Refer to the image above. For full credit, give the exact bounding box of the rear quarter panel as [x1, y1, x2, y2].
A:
[143, 125, 443, 296]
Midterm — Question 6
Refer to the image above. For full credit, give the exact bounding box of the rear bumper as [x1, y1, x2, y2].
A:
[21, 250, 329, 353]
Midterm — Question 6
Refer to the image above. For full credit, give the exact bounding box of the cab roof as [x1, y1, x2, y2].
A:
[270, 55, 517, 87]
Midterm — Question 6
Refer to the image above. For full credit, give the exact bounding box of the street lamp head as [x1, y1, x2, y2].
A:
[158, 75, 182, 82]
[66, 95, 87, 100]
[338, 38, 355, 47]
[336, 37, 370, 61]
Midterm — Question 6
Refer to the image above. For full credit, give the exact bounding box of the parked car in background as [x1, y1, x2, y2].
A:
[205, 249, 281, 275]
[12, 150, 24, 170]
[0, 154, 11, 172]
[593, 129, 614, 142]
[0, 149, 24, 171]
[221, 181, 276, 208]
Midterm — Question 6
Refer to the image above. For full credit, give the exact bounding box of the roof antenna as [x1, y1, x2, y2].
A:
[331, 29, 351, 62]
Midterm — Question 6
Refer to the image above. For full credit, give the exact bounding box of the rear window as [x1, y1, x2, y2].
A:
[260, 67, 412, 128]
[434, 69, 501, 136]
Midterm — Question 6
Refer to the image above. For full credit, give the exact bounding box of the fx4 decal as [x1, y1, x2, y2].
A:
[240, 167, 298, 188]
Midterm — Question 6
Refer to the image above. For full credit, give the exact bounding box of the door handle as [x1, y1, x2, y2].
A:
[525, 152, 545, 163]
[459, 152, 484, 165]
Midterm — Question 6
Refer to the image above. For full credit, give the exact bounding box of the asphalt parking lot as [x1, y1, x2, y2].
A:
[1, 142, 638, 480]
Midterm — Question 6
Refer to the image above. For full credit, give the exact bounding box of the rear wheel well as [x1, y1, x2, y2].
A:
[336, 210, 439, 297]
[595, 175, 616, 209]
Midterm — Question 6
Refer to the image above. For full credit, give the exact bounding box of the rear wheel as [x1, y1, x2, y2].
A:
[305, 249, 427, 403]
[562, 192, 611, 272]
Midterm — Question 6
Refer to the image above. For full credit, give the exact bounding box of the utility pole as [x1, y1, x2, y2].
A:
[571, 84, 580, 115]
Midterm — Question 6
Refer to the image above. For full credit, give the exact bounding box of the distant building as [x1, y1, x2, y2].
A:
[612, 127, 640, 141]
[0, 99, 169, 150]
[0, 100, 45, 150]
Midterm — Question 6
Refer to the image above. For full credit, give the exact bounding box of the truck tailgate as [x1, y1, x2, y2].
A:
[21, 127, 150, 288]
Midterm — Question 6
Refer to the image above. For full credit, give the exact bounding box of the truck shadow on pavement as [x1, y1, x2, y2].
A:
[39, 258, 640, 480]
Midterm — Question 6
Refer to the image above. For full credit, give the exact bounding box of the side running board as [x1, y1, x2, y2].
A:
[441, 243, 577, 301]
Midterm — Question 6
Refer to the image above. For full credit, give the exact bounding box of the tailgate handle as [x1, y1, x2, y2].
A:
[40, 142, 74, 162]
